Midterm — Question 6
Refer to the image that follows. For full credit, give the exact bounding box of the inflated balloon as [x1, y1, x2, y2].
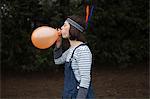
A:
[31, 26, 59, 49]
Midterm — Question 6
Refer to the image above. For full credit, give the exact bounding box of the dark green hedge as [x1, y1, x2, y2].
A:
[1, 0, 149, 71]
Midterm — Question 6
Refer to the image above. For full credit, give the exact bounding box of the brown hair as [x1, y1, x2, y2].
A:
[67, 15, 86, 43]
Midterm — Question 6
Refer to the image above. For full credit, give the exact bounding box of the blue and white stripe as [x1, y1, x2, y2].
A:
[54, 45, 92, 89]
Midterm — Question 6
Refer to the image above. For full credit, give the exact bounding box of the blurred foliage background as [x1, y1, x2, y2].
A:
[1, 0, 149, 72]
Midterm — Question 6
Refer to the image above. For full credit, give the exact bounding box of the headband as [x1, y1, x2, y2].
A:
[66, 18, 84, 32]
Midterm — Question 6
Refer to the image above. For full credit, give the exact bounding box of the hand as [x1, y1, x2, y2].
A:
[56, 28, 62, 48]
[76, 87, 88, 99]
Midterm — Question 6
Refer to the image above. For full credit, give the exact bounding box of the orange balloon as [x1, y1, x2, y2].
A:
[31, 26, 59, 49]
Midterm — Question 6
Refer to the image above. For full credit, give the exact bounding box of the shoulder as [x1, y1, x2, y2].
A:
[75, 44, 92, 55]
[73, 45, 92, 61]
[79, 45, 90, 50]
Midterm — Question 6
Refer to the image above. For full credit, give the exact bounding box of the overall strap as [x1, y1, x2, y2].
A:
[70, 43, 86, 60]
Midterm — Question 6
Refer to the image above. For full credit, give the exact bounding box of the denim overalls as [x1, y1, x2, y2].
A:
[62, 44, 94, 99]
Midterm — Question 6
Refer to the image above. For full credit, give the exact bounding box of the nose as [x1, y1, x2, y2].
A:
[61, 25, 64, 30]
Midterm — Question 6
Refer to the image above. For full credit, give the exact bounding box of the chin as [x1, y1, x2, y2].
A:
[62, 35, 68, 39]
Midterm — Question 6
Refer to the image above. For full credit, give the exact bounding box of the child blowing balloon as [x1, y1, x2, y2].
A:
[53, 15, 94, 99]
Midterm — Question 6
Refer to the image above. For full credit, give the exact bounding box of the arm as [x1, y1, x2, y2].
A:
[53, 35, 69, 64]
[76, 46, 92, 98]
[54, 46, 69, 64]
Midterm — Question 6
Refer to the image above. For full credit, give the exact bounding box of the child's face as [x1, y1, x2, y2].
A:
[61, 21, 70, 38]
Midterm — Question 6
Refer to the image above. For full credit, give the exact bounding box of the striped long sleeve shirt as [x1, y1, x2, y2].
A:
[54, 44, 92, 89]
